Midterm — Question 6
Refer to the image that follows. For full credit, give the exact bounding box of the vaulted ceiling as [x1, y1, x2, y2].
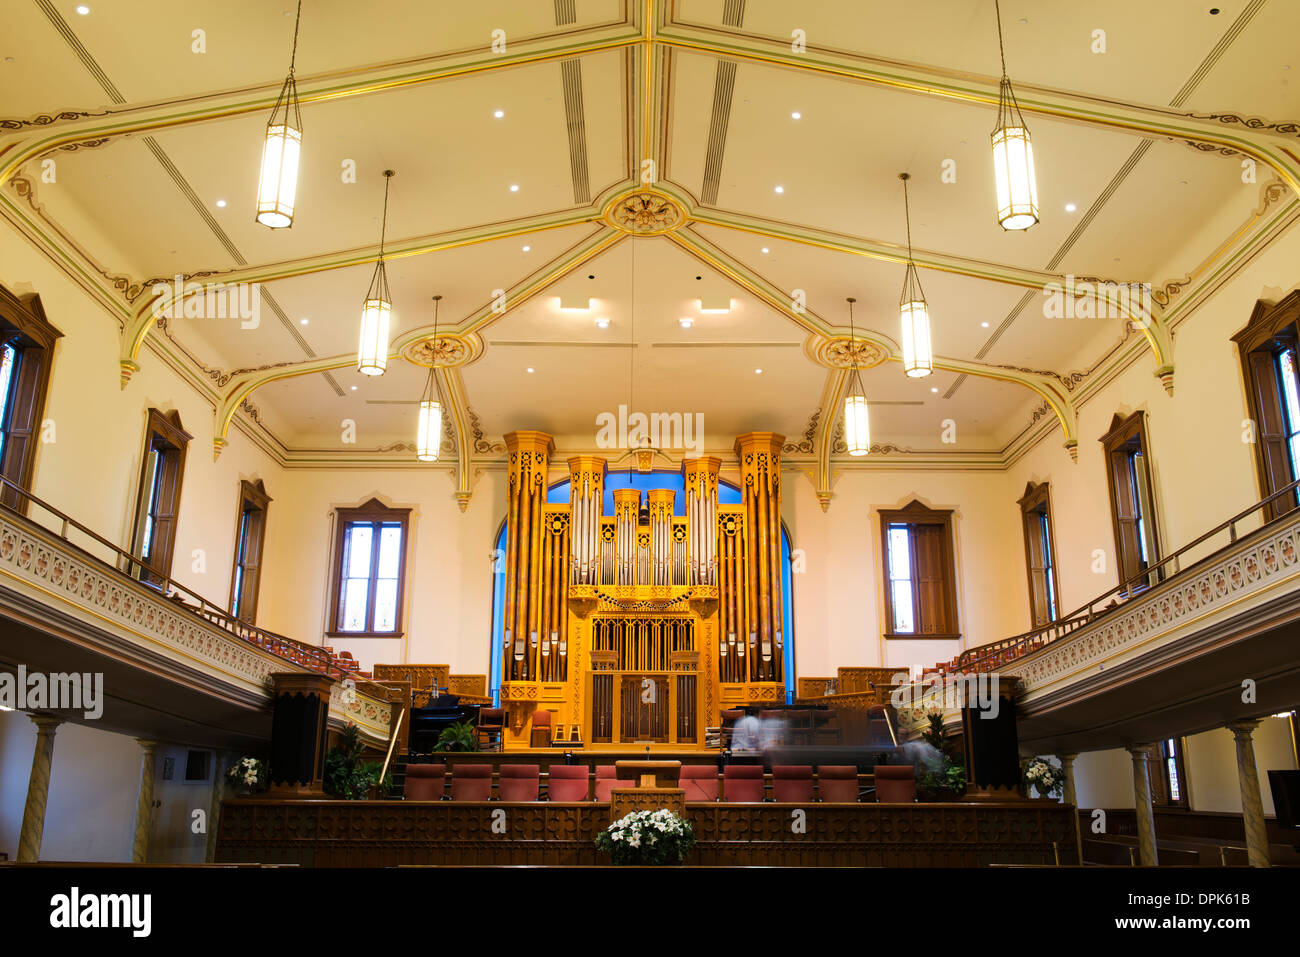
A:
[2, 0, 1298, 509]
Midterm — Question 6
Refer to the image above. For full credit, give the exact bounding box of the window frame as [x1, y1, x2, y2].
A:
[1233, 293, 1300, 521]
[229, 479, 272, 624]
[878, 500, 960, 640]
[0, 286, 63, 513]
[1151, 737, 1189, 809]
[326, 498, 411, 638]
[128, 408, 191, 585]
[1017, 481, 1061, 628]
[1100, 411, 1161, 594]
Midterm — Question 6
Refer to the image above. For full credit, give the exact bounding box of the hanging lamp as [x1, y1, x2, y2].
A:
[898, 174, 933, 378]
[357, 170, 395, 376]
[843, 297, 871, 457]
[990, 0, 1039, 230]
[415, 295, 445, 461]
[255, 0, 304, 228]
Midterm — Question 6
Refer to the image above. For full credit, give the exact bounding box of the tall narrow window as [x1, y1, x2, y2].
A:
[1234, 294, 1300, 519]
[129, 409, 191, 585]
[327, 498, 410, 637]
[1018, 482, 1060, 628]
[1150, 738, 1188, 808]
[230, 480, 271, 623]
[1101, 411, 1161, 594]
[879, 501, 959, 638]
[0, 286, 62, 511]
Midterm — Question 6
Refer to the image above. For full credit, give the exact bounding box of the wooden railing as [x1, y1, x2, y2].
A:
[956, 479, 1300, 674]
[0, 476, 382, 694]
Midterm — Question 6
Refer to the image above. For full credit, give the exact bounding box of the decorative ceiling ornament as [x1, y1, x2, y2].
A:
[603, 189, 686, 235]
[990, 0, 1039, 230]
[255, 0, 304, 228]
[814, 336, 889, 370]
[897, 173, 934, 378]
[842, 298, 871, 457]
[400, 333, 473, 367]
[357, 170, 395, 376]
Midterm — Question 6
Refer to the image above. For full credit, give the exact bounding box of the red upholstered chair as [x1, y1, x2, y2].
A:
[594, 765, 623, 803]
[772, 765, 815, 803]
[723, 764, 766, 802]
[680, 764, 719, 802]
[449, 763, 493, 801]
[403, 763, 446, 801]
[873, 765, 917, 803]
[816, 765, 859, 803]
[498, 764, 541, 801]
[546, 765, 590, 801]
[530, 710, 553, 748]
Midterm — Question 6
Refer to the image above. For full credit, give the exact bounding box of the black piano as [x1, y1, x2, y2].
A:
[408, 691, 484, 754]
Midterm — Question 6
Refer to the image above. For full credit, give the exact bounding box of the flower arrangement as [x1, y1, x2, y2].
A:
[595, 809, 696, 865]
[1023, 757, 1064, 799]
[227, 756, 268, 794]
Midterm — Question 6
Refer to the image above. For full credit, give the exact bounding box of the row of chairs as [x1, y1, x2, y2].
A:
[403, 763, 917, 803]
[719, 709, 840, 747]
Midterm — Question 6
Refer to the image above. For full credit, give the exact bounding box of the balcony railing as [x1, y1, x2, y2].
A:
[955, 479, 1300, 674]
[0, 476, 378, 693]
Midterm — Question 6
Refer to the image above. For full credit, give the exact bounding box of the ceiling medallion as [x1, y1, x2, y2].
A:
[604, 190, 685, 235]
[819, 336, 889, 370]
[401, 334, 472, 368]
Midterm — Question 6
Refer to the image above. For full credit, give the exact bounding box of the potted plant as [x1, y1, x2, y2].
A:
[323, 723, 392, 799]
[913, 709, 967, 801]
[1023, 757, 1064, 799]
[226, 756, 269, 796]
[595, 809, 696, 865]
[435, 720, 477, 753]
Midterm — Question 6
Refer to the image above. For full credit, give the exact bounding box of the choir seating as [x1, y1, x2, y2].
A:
[476, 708, 505, 751]
[816, 765, 860, 803]
[450, 764, 494, 801]
[785, 710, 813, 746]
[546, 765, 590, 801]
[403, 763, 446, 801]
[772, 765, 815, 802]
[680, 764, 720, 801]
[723, 764, 766, 802]
[873, 765, 917, 803]
[498, 764, 541, 801]
[594, 765, 622, 802]
[530, 710, 553, 748]
[719, 709, 744, 749]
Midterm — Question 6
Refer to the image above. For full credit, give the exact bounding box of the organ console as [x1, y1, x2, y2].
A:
[498, 430, 788, 750]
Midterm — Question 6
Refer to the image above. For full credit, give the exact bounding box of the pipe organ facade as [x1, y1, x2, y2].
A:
[498, 431, 787, 748]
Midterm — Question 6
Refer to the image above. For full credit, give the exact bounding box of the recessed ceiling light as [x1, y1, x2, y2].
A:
[215, 199, 227, 208]
[509, 184, 520, 192]
[75, 4, 90, 13]
[761, 247, 770, 254]
[981, 321, 990, 328]
[791, 111, 801, 120]
[679, 318, 693, 328]
[526, 367, 535, 373]
[351, 385, 357, 391]
[595, 317, 610, 328]
[522, 245, 531, 252]
[300, 318, 309, 325]
[755, 368, 763, 374]
[930, 387, 939, 393]
[493, 109, 505, 118]
[1064, 202, 1077, 212]
[773, 185, 784, 194]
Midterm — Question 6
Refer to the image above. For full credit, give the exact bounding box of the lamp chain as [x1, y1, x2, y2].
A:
[288, 0, 303, 75]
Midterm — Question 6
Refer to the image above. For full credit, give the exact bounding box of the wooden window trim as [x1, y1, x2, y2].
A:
[1233, 292, 1300, 521]
[1017, 481, 1061, 629]
[1100, 410, 1161, 590]
[879, 500, 960, 640]
[326, 497, 411, 638]
[129, 408, 192, 584]
[229, 479, 272, 624]
[0, 285, 63, 512]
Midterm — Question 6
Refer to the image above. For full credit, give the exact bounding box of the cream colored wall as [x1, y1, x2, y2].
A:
[1183, 718, 1298, 815]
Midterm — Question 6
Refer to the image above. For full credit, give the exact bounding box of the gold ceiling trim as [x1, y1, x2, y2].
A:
[400, 334, 480, 369]
[603, 188, 686, 234]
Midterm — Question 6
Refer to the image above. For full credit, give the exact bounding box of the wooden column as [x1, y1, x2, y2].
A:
[1126, 743, 1159, 866]
[503, 430, 555, 681]
[734, 432, 785, 683]
[132, 739, 158, 863]
[268, 672, 334, 797]
[17, 714, 62, 863]
[1227, 720, 1272, 868]
[1060, 751, 1084, 865]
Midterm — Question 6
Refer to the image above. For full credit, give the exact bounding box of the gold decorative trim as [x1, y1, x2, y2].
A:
[603, 189, 685, 234]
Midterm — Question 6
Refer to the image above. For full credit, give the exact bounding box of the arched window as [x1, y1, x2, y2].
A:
[488, 470, 796, 703]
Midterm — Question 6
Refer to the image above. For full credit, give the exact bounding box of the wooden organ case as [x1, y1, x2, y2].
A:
[498, 430, 788, 749]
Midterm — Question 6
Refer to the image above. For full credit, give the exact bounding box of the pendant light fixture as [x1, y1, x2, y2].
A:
[357, 170, 395, 376]
[897, 174, 933, 378]
[255, 0, 304, 228]
[843, 297, 871, 457]
[415, 295, 445, 462]
[990, 0, 1039, 230]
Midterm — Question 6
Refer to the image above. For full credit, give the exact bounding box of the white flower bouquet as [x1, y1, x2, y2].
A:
[594, 809, 696, 865]
[227, 756, 269, 794]
[1023, 757, 1064, 799]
